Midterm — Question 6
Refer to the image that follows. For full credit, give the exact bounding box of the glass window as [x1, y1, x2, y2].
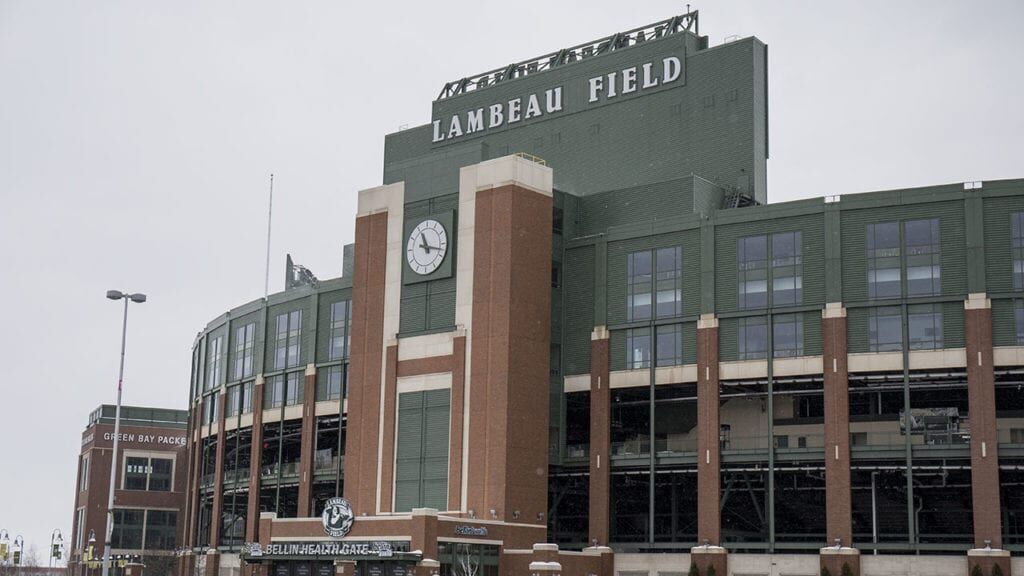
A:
[1014, 213, 1024, 290]
[79, 456, 89, 492]
[656, 324, 683, 367]
[241, 381, 253, 414]
[329, 301, 351, 360]
[738, 316, 768, 360]
[225, 385, 240, 417]
[626, 328, 651, 369]
[869, 306, 903, 352]
[274, 310, 303, 369]
[905, 219, 941, 297]
[319, 365, 345, 401]
[204, 393, 219, 425]
[124, 456, 149, 490]
[111, 509, 144, 549]
[738, 235, 768, 309]
[285, 372, 303, 406]
[144, 510, 177, 550]
[206, 336, 222, 390]
[233, 323, 255, 381]
[655, 246, 682, 318]
[772, 231, 803, 306]
[268, 375, 284, 409]
[773, 314, 804, 358]
[908, 304, 943, 350]
[124, 457, 172, 491]
[867, 222, 901, 299]
[626, 251, 653, 321]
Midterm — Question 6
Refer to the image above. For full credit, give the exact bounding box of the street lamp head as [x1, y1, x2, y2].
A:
[129, 293, 146, 303]
[106, 290, 124, 300]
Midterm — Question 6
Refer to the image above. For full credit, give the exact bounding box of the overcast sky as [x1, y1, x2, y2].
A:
[1, 0, 1022, 557]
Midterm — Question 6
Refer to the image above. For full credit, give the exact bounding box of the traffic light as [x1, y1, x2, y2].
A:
[85, 545, 94, 561]
[12, 549, 22, 565]
[53, 543, 62, 559]
[0, 542, 7, 561]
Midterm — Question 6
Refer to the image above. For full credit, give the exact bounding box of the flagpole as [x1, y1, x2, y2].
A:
[264, 173, 274, 300]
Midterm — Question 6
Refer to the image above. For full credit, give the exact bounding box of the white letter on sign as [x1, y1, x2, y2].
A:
[663, 56, 682, 84]
[588, 76, 603, 103]
[489, 104, 504, 128]
[466, 108, 484, 134]
[432, 119, 444, 143]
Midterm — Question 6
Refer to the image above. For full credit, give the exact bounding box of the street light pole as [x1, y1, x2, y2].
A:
[101, 290, 146, 576]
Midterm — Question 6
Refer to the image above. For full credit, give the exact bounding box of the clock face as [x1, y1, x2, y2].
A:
[406, 219, 448, 275]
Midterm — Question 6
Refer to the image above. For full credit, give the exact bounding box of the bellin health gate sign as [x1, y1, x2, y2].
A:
[431, 54, 683, 143]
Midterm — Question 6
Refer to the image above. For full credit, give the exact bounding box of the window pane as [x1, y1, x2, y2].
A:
[627, 251, 653, 321]
[869, 307, 903, 352]
[867, 223, 901, 299]
[908, 305, 943, 350]
[738, 317, 768, 360]
[124, 456, 148, 490]
[149, 458, 173, 491]
[655, 246, 682, 318]
[773, 314, 804, 358]
[626, 328, 651, 369]
[772, 231, 802, 306]
[738, 236, 768, 309]
[1014, 213, 1024, 291]
[656, 324, 683, 367]
[905, 219, 940, 297]
[1016, 301, 1024, 345]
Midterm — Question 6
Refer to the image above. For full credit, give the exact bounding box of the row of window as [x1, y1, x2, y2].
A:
[124, 456, 173, 491]
[622, 303, 955, 368]
[198, 300, 352, 393]
[201, 364, 350, 425]
[624, 213, 1024, 320]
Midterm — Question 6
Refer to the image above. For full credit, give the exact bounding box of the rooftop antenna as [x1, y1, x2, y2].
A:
[264, 173, 274, 300]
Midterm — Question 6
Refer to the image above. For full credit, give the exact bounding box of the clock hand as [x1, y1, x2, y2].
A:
[419, 233, 431, 254]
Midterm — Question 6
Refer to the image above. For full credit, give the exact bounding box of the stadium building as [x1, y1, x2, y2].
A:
[69, 405, 189, 576]
[176, 11, 1024, 576]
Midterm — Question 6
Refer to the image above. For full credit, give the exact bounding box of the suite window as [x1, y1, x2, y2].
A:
[318, 365, 345, 401]
[867, 222, 901, 299]
[241, 381, 253, 413]
[772, 231, 803, 306]
[273, 310, 302, 370]
[124, 456, 173, 491]
[655, 246, 683, 317]
[869, 306, 903, 352]
[328, 301, 351, 361]
[773, 314, 804, 358]
[111, 509, 144, 549]
[904, 219, 941, 297]
[908, 304, 943, 350]
[267, 373, 303, 408]
[656, 324, 683, 367]
[233, 323, 255, 381]
[738, 316, 768, 360]
[738, 235, 768, 309]
[1013, 212, 1024, 290]
[225, 385, 241, 417]
[206, 336, 223, 390]
[203, 393, 219, 425]
[143, 510, 177, 550]
[626, 251, 653, 321]
[626, 328, 651, 369]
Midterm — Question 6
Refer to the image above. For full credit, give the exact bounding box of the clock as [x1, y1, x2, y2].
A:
[406, 219, 448, 275]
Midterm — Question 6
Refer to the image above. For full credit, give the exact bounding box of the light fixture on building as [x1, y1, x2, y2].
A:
[489, 509, 497, 519]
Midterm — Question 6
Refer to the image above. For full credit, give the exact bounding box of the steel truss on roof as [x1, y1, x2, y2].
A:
[436, 10, 699, 101]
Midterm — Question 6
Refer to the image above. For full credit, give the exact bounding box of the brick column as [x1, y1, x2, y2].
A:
[696, 314, 721, 545]
[466, 156, 553, 525]
[245, 377, 265, 544]
[822, 303, 853, 547]
[588, 326, 611, 546]
[965, 294, 1002, 549]
[297, 364, 317, 516]
[343, 207, 391, 516]
[209, 388, 228, 548]
[186, 399, 204, 549]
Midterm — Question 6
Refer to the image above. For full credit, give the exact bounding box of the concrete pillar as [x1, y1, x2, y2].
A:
[820, 547, 860, 576]
[696, 313, 721, 545]
[689, 545, 727, 576]
[588, 326, 611, 546]
[297, 364, 317, 516]
[823, 303, 853, 547]
[964, 294, 1004, 549]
